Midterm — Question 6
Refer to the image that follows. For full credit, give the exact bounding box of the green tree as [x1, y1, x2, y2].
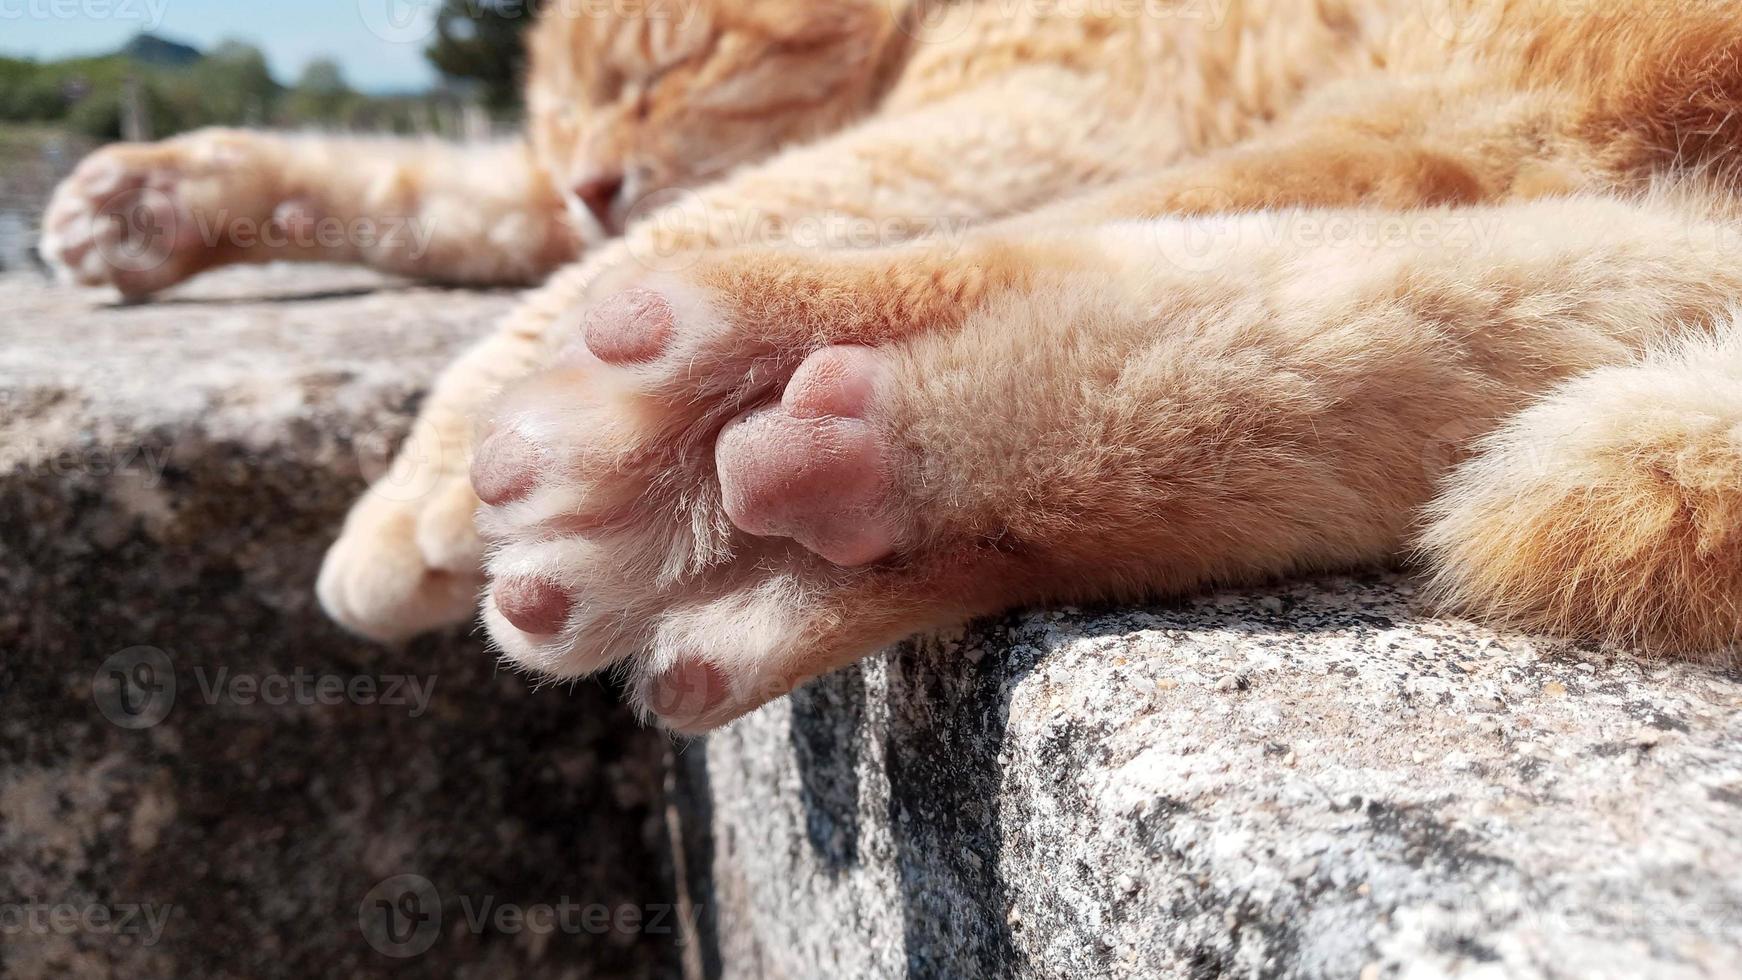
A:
[0, 59, 66, 122]
[425, 0, 534, 113]
[285, 58, 356, 124]
[186, 39, 281, 125]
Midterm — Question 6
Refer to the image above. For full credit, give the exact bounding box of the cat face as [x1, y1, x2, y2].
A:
[526, 0, 887, 238]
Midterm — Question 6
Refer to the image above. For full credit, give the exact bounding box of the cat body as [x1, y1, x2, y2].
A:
[41, 0, 1742, 728]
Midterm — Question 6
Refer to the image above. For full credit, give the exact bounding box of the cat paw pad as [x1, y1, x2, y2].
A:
[473, 272, 931, 729]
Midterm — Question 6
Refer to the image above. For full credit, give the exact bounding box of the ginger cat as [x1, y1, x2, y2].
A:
[41, 0, 1742, 731]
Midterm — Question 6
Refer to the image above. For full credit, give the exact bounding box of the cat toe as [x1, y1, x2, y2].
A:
[582, 287, 675, 364]
[470, 428, 542, 507]
[317, 492, 485, 642]
[639, 659, 735, 734]
[491, 575, 575, 636]
[715, 345, 903, 567]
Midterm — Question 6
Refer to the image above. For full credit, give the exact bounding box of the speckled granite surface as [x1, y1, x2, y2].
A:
[1, 268, 683, 978]
[5, 266, 1740, 979]
[692, 576, 1742, 979]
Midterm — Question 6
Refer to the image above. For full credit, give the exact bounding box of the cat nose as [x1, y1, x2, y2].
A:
[571, 170, 625, 227]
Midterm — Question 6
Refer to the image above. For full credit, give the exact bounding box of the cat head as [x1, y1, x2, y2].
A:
[526, 0, 898, 238]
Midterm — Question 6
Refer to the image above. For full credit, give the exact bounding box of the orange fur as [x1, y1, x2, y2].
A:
[38, 0, 1742, 715]
[1422, 329, 1742, 657]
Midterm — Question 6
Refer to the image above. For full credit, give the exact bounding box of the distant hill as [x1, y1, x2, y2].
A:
[118, 33, 203, 69]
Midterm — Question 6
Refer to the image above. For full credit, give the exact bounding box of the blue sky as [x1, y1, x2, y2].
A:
[0, 0, 447, 92]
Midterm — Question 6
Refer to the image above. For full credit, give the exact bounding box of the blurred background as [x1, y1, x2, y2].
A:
[0, 0, 534, 270]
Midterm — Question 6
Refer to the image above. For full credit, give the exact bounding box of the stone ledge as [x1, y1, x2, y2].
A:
[688, 577, 1742, 978]
[1, 268, 681, 978]
[6, 266, 1740, 979]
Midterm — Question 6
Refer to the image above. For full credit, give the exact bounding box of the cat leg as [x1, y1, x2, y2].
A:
[575, 66, 1171, 277]
[1002, 72, 1625, 232]
[315, 71, 1183, 640]
[472, 193, 1742, 730]
[1421, 328, 1742, 657]
[40, 129, 576, 298]
[316, 260, 600, 640]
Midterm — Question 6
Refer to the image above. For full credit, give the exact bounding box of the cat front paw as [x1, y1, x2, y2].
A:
[469, 246, 1034, 732]
[39, 129, 279, 298]
[318, 447, 488, 643]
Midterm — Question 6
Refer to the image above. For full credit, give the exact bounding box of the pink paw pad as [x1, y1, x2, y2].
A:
[493, 576, 573, 635]
[715, 346, 899, 567]
[644, 660, 732, 731]
[584, 288, 674, 364]
[471, 428, 541, 506]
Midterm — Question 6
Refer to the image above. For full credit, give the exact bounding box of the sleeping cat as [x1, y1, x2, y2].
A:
[41, 0, 1742, 731]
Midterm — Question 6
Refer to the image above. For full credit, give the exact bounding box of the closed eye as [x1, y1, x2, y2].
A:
[636, 29, 717, 97]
